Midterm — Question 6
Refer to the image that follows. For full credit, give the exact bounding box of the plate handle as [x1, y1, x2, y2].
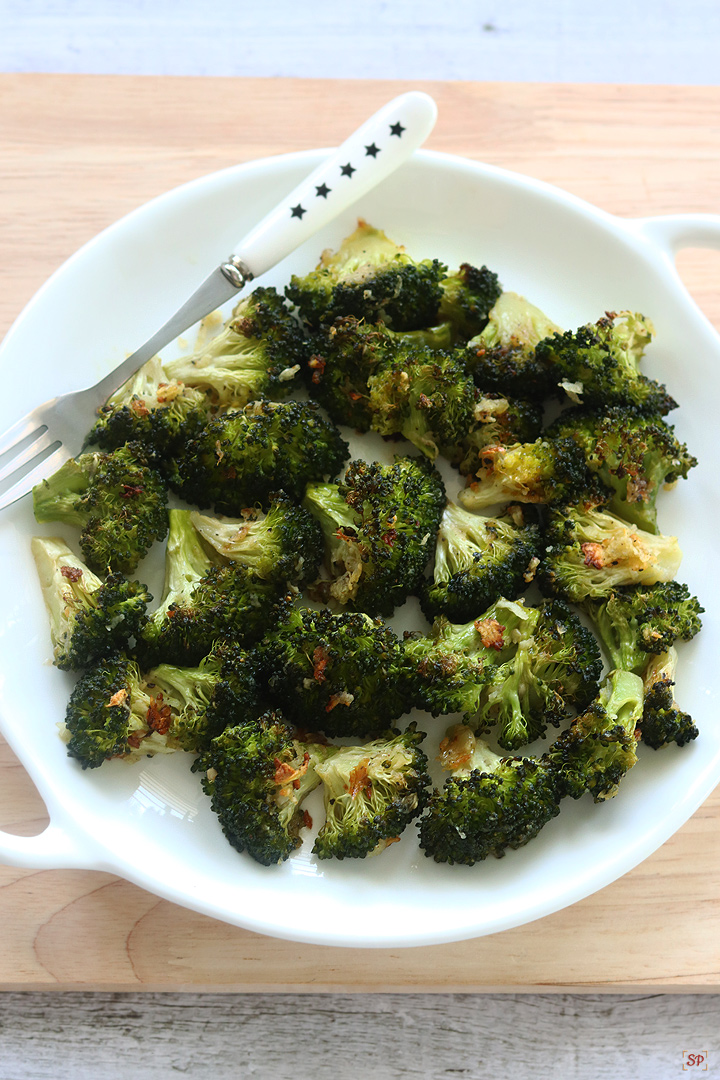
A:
[0, 820, 97, 870]
[633, 213, 720, 254]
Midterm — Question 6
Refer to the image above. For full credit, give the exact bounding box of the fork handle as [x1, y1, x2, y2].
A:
[227, 91, 438, 280]
[83, 92, 437, 409]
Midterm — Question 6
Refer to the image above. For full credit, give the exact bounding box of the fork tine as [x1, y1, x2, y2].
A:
[0, 430, 61, 488]
[0, 414, 48, 462]
[0, 445, 71, 512]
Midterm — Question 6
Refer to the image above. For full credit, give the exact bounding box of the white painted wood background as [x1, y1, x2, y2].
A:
[0, 991, 718, 1079]
[2, 3, 720, 1078]
[3, 0, 720, 84]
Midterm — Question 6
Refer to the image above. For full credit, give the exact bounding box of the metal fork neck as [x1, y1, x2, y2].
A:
[220, 256, 254, 290]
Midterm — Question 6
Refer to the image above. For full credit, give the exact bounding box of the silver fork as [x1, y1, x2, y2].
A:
[0, 91, 437, 511]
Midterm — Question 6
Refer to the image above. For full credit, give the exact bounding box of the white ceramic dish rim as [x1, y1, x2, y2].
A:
[1, 148, 720, 948]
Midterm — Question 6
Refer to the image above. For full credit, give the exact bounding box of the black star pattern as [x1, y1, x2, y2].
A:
[389, 121, 405, 137]
[290, 203, 306, 219]
[365, 143, 380, 158]
[315, 183, 331, 198]
[340, 162, 356, 178]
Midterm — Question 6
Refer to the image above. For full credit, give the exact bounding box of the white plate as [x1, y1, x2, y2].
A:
[1, 150, 720, 949]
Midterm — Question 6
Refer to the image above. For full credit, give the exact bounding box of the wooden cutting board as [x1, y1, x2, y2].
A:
[1, 75, 719, 992]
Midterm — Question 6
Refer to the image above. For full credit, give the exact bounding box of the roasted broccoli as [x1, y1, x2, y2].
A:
[305, 315, 392, 430]
[163, 286, 305, 408]
[306, 315, 475, 448]
[303, 455, 445, 616]
[193, 711, 334, 865]
[141, 643, 263, 753]
[405, 597, 602, 749]
[260, 608, 410, 737]
[138, 509, 290, 666]
[547, 405, 697, 533]
[31, 535, 151, 670]
[65, 642, 263, 769]
[578, 580, 703, 674]
[306, 316, 453, 432]
[471, 599, 603, 750]
[172, 400, 349, 513]
[539, 497, 683, 603]
[418, 723, 563, 865]
[463, 290, 562, 399]
[443, 393, 544, 475]
[420, 673, 642, 864]
[456, 436, 590, 511]
[419, 501, 541, 623]
[436, 262, 502, 341]
[313, 724, 430, 859]
[63, 654, 178, 768]
[286, 220, 447, 330]
[549, 669, 645, 801]
[366, 348, 477, 459]
[189, 493, 323, 587]
[536, 310, 677, 414]
[403, 598, 542, 719]
[32, 443, 169, 575]
[88, 355, 212, 458]
[640, 648, 699, 749]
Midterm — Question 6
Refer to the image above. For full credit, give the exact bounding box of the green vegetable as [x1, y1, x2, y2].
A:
[313, 724, 430, 860]
[33, 444, 168, 575]
[32, 535, 151, 670]
[303, 455, 445, 616]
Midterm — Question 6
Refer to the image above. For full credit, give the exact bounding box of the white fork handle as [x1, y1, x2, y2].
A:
[231, 91, 438, 278]
[87, 91, 436, 408]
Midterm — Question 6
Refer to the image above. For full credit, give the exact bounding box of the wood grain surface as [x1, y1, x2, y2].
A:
[0, 990, 718, 1079]
[1, 75, 719, 993]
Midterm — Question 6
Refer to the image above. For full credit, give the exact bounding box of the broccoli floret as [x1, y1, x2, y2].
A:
[419, 501, 541, 623]
[388, 322, 456, 350]
[31, 536, 151, 670]
[285, 220, 447, 330]
[418, 723, 563, 865]
[33, 444, 169, 575]
[366, 349, 477, 459]
[456, 437, 590, 510]
[89, 356, 212, 458]
[443, 393, 544, 475]
[539, 497, 683, 603]
[465, 599, 603, 750]
[405, 598, 602, 749]
[65, 643, 262, 768]
[436, 263, 502, 341]
[260, 608, 410, 738]
[63, 655, 180, 769]
[303, 455, 445, 616]
[306, 316, 392, 430]
[163, 287, 305, 408]
[193, 711, 334, 865]
[578, 580, 703, 674]
[403, 598, 541, 718]
[463, 291, 562, 400]
[188, 493, 323, 587]
[172, 400, 348, 513]
[536, 310, 677, 414]
[549, 669, 645, 801]
[138, 509, 290, 666]
[313, 724, 430, 860]
[640, 648, 699, 750]
[547, 406, 697, 534]
[306, 317, 466, 436]
[142, 643, 263, 753]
